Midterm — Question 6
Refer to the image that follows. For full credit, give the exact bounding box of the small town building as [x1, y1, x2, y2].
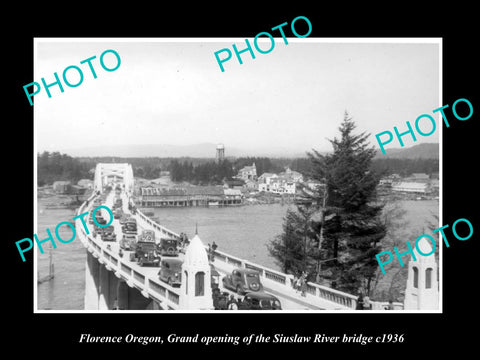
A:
[244, 179, 258, 190]
[223, 179, 245, 189]
[403, 173, 430, 183]
[258, 183, 269, 192]
[53, 181, 72, 194]
[283, 181, 296, 194]
[391, 182, 429, 194]
[280, 167, 303, 183]
[77, 179, 93, 189]
[224, 188, 243, 202]
[70, 184, 87, 195]
[379, 174, 403, 186]
[257, 169, 304, 195]
[139, 185, 242, 207]
[237, 163, 257, 181]
[258, 172, 277, 184]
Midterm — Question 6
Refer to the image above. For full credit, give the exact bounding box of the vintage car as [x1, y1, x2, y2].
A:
[100, 226, 116, 242]
[128, 202, 136, 213]
[129, 241, 160, 267]
[114, 208, 123, 219]
[102, 232, 116, 242]
[92, 199, 102, 207]
[139, 230, 155, 243]
[119, 234, 137, 250]
[92, 221, 109, 237]
[222, 268, 263, 295]
[158, 238, 179, 257]
[119, 214, 131, 225]
[122, 219, 137, 235]
[158, 258, 183, 286]
[113, 199, 123, 211]
[93, 216, 107, 226]
[238, 292, 282, 310]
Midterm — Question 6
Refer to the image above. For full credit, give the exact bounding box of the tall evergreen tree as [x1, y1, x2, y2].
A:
[267, 205, 318, 277]
[307, 112, 386, 294]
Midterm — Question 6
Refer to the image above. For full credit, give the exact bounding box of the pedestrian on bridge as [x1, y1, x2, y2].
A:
[211, 241, 218, 262]
[356, 293, 364, 310]
[300, 272, 308, 297]
[363, 295, 371, 310]
[227, 295, 238, 310]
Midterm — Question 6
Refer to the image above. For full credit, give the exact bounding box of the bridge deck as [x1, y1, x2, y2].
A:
[78, 189, 356, 310]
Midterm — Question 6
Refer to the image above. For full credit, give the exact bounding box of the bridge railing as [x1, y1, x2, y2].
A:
[78, 192, 363, 310]
[211, 248, 358, 309]
[76, 194, 182, 310]
[134, 204, 181, 240]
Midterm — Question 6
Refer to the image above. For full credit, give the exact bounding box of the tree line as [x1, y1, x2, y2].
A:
[169, 157, 288, 185]
[289, 156, 438, 178]
[38, 149, 438, 188]
[37, 151, 92, 186]
[169, 159, 235, 185]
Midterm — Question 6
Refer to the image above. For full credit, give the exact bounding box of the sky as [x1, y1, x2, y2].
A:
[34, 38, 440, 157]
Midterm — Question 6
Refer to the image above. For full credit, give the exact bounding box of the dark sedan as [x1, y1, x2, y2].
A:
[238, 292, 282, 310]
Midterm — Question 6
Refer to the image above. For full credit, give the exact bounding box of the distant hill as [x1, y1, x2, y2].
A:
[375, 143, 439, 159]
[58, 142, 439, 159]
[62, 143, 224, 158]
[60, 143, 307, 158]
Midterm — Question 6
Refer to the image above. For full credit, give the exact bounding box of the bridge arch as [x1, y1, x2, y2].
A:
[94, 163, 134, 194]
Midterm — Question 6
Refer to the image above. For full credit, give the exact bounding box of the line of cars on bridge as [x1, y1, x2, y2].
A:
[91, 189, 282, 310]
[110, 193, 187, 287]
[89, 195, 116, 242]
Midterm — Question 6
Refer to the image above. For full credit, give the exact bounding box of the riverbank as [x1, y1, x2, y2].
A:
[38, 186, 93, 209]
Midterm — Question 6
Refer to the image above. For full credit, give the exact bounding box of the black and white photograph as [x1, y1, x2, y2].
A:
[33, 39, 441, 312]
[7, 7, 478, 355]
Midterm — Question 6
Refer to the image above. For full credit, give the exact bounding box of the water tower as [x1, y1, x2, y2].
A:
[216, 144, 225, 163]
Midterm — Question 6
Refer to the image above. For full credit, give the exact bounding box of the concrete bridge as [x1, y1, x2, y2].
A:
[76, 163, 422, 311]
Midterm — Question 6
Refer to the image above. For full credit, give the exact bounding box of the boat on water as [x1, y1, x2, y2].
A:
[208, 201, 220, 207]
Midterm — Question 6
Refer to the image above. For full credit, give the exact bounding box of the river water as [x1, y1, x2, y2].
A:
[36, 199, 438, 310]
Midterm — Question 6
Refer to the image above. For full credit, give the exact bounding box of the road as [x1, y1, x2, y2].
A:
[89, 189, 323, 310]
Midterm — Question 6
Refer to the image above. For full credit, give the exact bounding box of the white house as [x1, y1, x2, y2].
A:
[258, 183, 269, 192]
[283, 181, 296, 194]
[258, 172, 277, 185]
[281, 167, 303, 183]
[238, 163, 257, 181]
